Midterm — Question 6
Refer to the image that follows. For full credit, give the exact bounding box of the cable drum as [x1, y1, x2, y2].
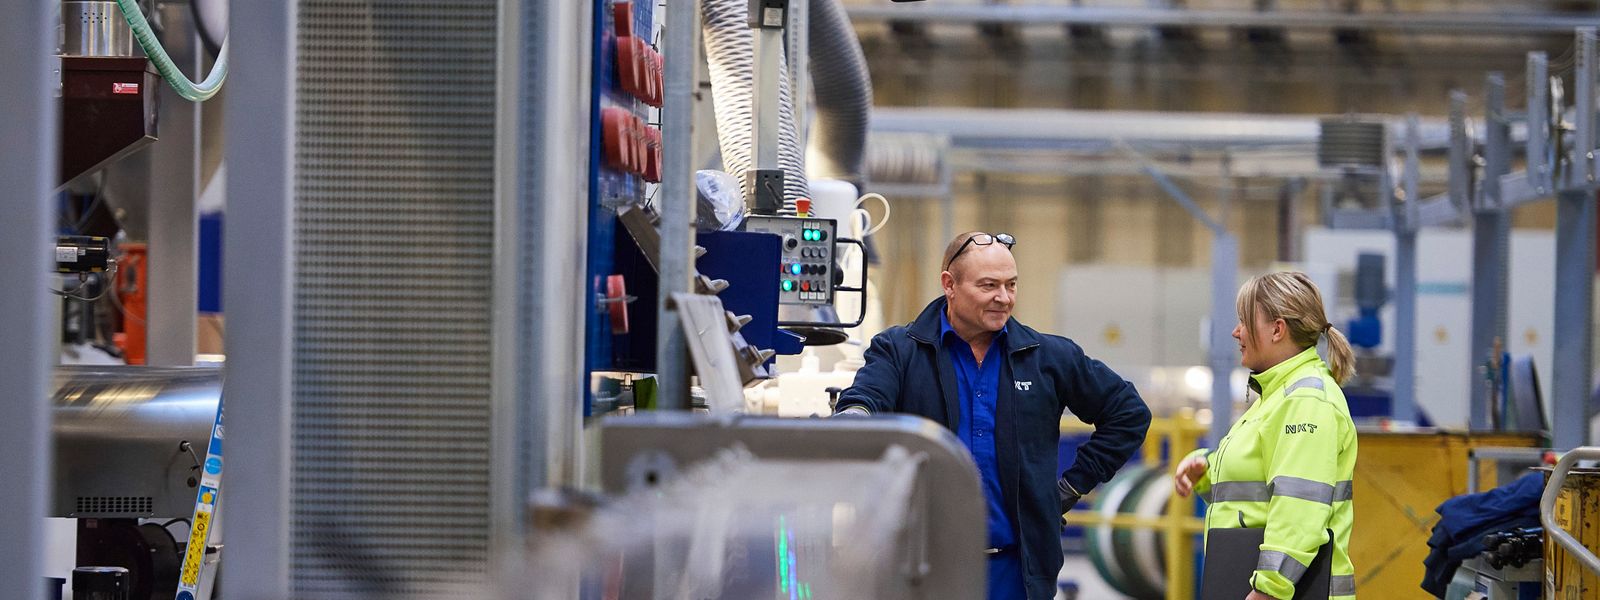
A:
[1083, 465, 1171, 600]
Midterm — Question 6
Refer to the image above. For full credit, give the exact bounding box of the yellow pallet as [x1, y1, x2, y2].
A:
[1349, 432, 1539, 599]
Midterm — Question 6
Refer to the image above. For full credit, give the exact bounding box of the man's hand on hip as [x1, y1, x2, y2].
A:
[1057, 477, 1082, 526]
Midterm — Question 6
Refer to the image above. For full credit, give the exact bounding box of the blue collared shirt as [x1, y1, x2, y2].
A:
[941, 312, 1015, 550]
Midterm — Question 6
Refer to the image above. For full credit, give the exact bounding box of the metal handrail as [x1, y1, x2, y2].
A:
[1540, 447, 1600, 576]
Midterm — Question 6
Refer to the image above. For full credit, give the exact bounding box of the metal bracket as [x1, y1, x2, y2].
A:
[748, 0, 789, 29]
[746, 168, 785, 215]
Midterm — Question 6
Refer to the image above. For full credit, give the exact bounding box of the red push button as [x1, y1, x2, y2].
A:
[644, 47, 663, 107]
[612, 1, 634, 38]
[602, 107, 629, 170]
[642, 126, 662, 183]
[628, 115, 648, 175]
[606, 274, 630, 334]
[617, 37, 641, 99]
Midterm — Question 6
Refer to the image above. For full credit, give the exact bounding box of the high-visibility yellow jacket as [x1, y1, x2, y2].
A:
[1187, 346, 1358, 599]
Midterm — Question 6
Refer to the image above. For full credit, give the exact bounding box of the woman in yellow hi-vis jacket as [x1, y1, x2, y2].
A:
[1174, 272, 1358, 600]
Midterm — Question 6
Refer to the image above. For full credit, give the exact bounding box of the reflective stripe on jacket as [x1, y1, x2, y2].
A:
[1188, 346, 1358, 599]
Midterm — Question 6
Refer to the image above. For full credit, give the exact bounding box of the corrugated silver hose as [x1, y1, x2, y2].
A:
[806, 0, 872, 183]
[702, 0, 809, 211]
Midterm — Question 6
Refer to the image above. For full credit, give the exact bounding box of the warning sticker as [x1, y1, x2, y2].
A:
[180, 504, 212, 587]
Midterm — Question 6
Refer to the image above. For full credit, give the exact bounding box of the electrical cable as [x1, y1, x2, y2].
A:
[51, 268, 115, 302]
[107, 276, 145, 325]
[51, 285, 110, 302]
[853, 192, 891, 236]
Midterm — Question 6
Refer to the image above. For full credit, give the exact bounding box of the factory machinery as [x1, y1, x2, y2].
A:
[18, 0, 1600, 597]
[11, 0, 992, 598]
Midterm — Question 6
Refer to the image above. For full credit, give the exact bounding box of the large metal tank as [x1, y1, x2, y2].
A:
[53, 365, 221, 519]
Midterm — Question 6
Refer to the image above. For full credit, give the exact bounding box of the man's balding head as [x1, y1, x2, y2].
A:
[943, 231, 983, 273]
[942, 231, 1017, 279]
[940, 232, 1018, 335]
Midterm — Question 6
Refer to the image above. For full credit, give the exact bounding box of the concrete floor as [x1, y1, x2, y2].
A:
[1058, 554, 1129, 599]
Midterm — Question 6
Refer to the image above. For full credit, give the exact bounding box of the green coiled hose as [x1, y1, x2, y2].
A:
[113, 0, 227, 102]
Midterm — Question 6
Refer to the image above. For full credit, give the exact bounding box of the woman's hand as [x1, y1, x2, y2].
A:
[1174, 454, 1208, 498]
[1245, 590, 1274, 600]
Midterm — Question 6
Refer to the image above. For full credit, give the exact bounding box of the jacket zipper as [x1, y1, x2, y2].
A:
[1207, 398, 1256, 528]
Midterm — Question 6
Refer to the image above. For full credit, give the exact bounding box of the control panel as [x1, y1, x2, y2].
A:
[742, 215, 836, 305]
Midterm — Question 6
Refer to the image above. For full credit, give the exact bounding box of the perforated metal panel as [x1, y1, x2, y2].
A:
[74, 496, 154, 516]
[292, 0, 499, 595]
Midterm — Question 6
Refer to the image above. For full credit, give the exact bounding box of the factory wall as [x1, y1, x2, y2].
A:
[857, 20, 1572, 364]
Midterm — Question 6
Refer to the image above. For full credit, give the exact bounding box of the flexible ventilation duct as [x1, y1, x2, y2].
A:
[702, 0, 809, 210]
[806, 0, 872, 183]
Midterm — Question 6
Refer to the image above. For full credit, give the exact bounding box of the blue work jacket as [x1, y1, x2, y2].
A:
[836, 298, 1152, 600]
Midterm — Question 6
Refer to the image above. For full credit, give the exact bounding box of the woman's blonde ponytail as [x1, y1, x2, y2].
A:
[1322, 324, 1356, 385]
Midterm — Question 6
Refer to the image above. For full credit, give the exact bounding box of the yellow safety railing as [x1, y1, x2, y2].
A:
[1061, 413, 1208, 600]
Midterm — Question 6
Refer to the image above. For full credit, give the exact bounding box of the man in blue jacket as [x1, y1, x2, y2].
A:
[834, 231, 1151, 600]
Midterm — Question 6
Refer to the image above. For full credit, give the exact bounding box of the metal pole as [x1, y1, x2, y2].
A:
[1275, 180, 1301, 262]
[752, 13, 783, 171]
[146, 3, 203, 366]
[220, 0, 296, 592]
[1391, 115, 1421, 423]
[1471, 77, 1511, 431]
[1553, 187, 1595, 449]
[0, 0, 55, 596]
[1136, 157, 1233, 443]
[1526, 53, 1550, 193]
[1209, 234, 1238, 446]
[845, 4, 1600, 35]
[1448, 90, 1472, 214]
[1551, 29, 1597, 449]
[505, 0, 592, 510]
[939, 155, 955, 245]
[1574, 29, 1596, 189]
[657, 0, 701, 410]
[1141, 164, 1225, 232]
[788, 0, 808, 148]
